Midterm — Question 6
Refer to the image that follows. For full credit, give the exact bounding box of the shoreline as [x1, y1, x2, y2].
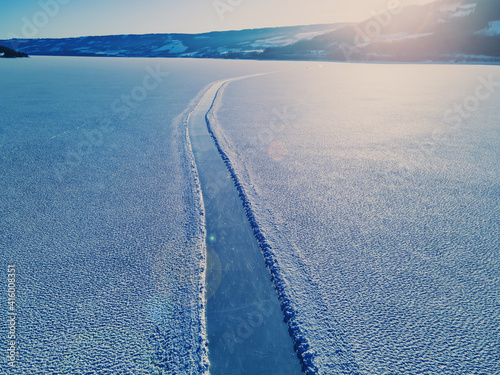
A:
[5, 53, 500, 66]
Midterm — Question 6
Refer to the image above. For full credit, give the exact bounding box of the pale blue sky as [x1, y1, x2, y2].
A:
[2, 0, 434, 39]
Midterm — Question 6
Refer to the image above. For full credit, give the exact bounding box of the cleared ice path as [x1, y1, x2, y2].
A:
[188, 79, 303, 375]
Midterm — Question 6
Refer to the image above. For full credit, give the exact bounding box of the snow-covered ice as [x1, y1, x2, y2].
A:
[0, 56, 212, 374]
[2, 56, 499, 375]
[208, 63, 500, 374]
[0, 56, 302, 374]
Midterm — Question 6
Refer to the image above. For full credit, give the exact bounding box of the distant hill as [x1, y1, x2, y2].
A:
[0, 45, 28, 58]
[0, 24, 345, 59]
[261, 0, 500, 63]
[0, 0, 499, 63]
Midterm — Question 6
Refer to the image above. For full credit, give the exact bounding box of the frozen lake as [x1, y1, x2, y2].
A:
[1, 57, 499, 374]
[0, 56, 298, 374]
[210, 63, 500, 374]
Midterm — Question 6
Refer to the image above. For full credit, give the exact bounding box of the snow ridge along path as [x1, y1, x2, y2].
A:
[187, 76, 303, 375]
[187, 70, 360, 374]
[201, 75, 362, 374]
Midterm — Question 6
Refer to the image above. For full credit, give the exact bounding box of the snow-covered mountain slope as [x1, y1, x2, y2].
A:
[475, 20, 500, 35]
[261, 0, 500, 63]
[437, 2, 478, 23]
[0, 24, 344, 59]
[1, 0, 499, 63]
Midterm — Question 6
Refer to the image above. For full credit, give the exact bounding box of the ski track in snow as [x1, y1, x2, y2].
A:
[187, 70, 360, 374]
